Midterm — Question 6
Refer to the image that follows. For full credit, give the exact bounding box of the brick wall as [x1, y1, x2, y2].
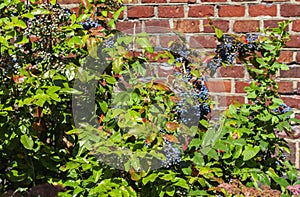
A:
[60, 0, 300, 168]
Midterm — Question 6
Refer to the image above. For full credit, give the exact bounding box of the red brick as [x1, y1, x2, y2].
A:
[233, 20, 260, 33]
[297, 82, 300, 94]
[146, 52, 168, 62]
[292, 20, 300, 32]
[264, 20, 289, 31]
[280, 66, 300, 78]
[296, 52, 300, 63]
[173, 20, 200, 33]
[278, 51, 293, 63]
[116, 21, 142, 33]
[145, 20, 170, 33]
[286, 35, 300, 48]
[218, 96, 246, 107]
[249, 4, 276, 17]
[281, 95, 300, 109]
[219, 5, 245, 17]
[188, 5, 214, 17]
[278, 81, 294, 94]
[263, 0, 288, 1]
[158, 6, 184, 18]
[142, 0, 166, 3]
[203, 19, 229, 33]
[202, 0, 226, 2]
[127, 6, 154, 18]
[281, 5, 300, 17]
[190, 35, 217, 48]
[157, 65, 174, 77]
[170, 0, 196, 2]
[159, 35, 181, 48]
[218, 66, 245, 78]
[205, 80, 231, 92]
[235, 81, 250, 93]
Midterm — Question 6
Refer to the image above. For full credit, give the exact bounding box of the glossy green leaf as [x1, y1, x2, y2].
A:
[31, 8, 50, 15]
[242, 145, 260, 161]
[20, 135, 34, 150]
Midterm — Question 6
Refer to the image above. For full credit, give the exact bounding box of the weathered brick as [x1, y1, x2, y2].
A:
[173, 20, 200, 33]
[235, 81, 250, 93]
[286, 36, 300, 48]
[159, 35, 181, 48]
[188, 5, 215, 17]
[145, 20, 170, 33]
[233, 20, 260, 33]
[263, 0, 288, 2]
[292, 20, 300, 32]
[116, 21, 142, 33]
[278, 51, 293, 63]
[217, 96, 246, 107]
[158, 6, 184, 18]
[218, 5, 245, 17]
[202, 0, 226, 2]
[249, 4, 276, 17]
[281, 95, 300, 109]
[205, 80, 231, 92]
[218, 66, 245, 78]
[127, 6, 154, 18]
[157, 65, 174, 77]
[170, 0, 196, 2]
[297, 82, 300, 94]
[190, 35, 217, 48]
[203, 19, 229, 33]
[296, 52, 300, 63]
[281, 4, 300, 17]
[278, 81, 294, 94]
[280, 66, 300, 78]
[264, 20, 289, 31]
[142, 0, 166, 3]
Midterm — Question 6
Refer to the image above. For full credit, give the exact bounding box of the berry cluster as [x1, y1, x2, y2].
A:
[273, 103, 291, 114]
[173, 57, 210, 126]
[207, 34, 260, 75]
[21, 3, 73, 70]
[24, 4, 71, 38]
[78, 18, 101, 30]
[160, 141, 181, 168]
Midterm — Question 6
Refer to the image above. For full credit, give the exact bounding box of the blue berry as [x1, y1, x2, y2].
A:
[161, 142, 181, 168]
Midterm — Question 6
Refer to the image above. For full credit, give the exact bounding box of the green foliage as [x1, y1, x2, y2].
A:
[210, 21, 300, 196]
[0, 0, 122, 194]
[0, 0, 299, 196]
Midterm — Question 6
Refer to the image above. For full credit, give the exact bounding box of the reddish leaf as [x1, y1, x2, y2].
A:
[98, 114, 105, 124]
[13, 75, 25, 84]
[166, 122, 179, 131]
[163, 134, 179, 143]
[169, 96, 180, 103]
[129, 168, 141, 181]
[191, 164, 200, 177]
